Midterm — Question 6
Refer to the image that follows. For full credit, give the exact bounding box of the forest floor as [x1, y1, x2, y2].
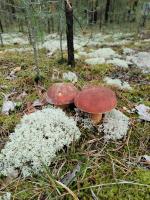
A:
[0, 31, 150, 200]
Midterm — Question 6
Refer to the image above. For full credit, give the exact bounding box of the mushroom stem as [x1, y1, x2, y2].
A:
[57, 104, 68, 109]
[90, 113, 102, 125]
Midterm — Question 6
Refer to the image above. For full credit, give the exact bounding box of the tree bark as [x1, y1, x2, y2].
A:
[0, 33, 4, 47]
[9, 0, 16, 20]
[105, 0, 111, 23]
[0, 20, 4, 33]
[65, 0, 75, 67]
[47, 18, 51, 34]
[59, 0, 64, 60]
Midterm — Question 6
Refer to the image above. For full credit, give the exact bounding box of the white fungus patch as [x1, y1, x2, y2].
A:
[0, 107, 81, 177]
[63, 72, 78, 83]
[98, 109, 129, 141]
[104, 77, 132, 90]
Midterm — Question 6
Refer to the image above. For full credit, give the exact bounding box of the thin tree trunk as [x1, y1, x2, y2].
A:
[10, 0, 16, 20]
[30, 24, 40, 84]
[0, 20, 4, 33]
[47, 18, 50, 34]
[19, 19, 24, 32]
[24, 2, 40, 83]
[59, 0, 64, 60]
[25, 14, 32, 45]
[0, 33, 4, 47]
[65, 0, 75, 67]
[105, 0, 111, 23]
[51, 17, 54, 33]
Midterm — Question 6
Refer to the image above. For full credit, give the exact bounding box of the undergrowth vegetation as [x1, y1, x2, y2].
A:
[0, 42, 150, 199]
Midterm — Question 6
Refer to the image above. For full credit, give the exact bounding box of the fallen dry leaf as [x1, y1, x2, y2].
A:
[16, 91, 27, 100]
[10, 66, 21, 76]
[24, 102, 37, 114]
[60, 163, 81, 186]
[13, 66, 21, 73]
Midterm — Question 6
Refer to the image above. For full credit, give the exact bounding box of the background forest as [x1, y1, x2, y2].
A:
[0, 0, 150, 37]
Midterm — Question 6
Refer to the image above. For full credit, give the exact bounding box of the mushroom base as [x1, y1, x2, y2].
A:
[90, 113, 102, 125]
[57, 104, 68, 109]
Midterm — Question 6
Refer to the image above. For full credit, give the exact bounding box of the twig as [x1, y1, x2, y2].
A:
[65, 0, 72, 10]
[55, 180, 79, 200]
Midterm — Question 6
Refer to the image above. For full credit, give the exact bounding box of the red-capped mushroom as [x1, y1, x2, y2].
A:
[74, 86, 117, 124]
[46, 83, 78, 108]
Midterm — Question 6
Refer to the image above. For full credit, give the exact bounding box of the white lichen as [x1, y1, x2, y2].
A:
[4, 47, 32, 53]
[77, 51, 88, 57]
[74, 108, 94, 130]
[85, 58, 105, 65]
[42, 39, 66, 54]
[2, 33, 28, 45]
[98, 109, 129, 141]
[136, 104, 150, 121]
[112, 32, 134, 41]
[1, 100, 16, 115]
[104, 77, 132, 90]
[0, 107, 81, 177]
[107, 58, 129, 68]
[75, 54, 80, 59]
[126, 52, 150, 73]
[63, 72, 78, 83]
[0, 192, 11, 200]
[123, 48, 135, 55]
[87, 48, 119, 59]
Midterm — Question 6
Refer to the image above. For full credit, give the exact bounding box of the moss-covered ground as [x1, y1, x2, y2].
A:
[0, 39, 150, 199]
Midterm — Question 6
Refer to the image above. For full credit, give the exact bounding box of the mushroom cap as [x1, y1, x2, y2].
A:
[46, 83, 78, 105]
[74, 86, 117, 114]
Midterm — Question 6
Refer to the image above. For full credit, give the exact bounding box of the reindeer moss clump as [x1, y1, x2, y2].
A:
[0, 108, 81, 177]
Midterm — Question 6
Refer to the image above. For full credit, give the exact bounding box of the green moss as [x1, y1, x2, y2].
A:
[0, 113, 21, 133]
[122, 84, 150, 105]
[24, 91, 38, 102]
[90, 63, 112, 75]
[135, 169, 150, 184]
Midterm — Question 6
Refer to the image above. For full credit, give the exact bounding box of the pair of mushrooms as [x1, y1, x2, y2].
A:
[46, 83, 117, 124]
